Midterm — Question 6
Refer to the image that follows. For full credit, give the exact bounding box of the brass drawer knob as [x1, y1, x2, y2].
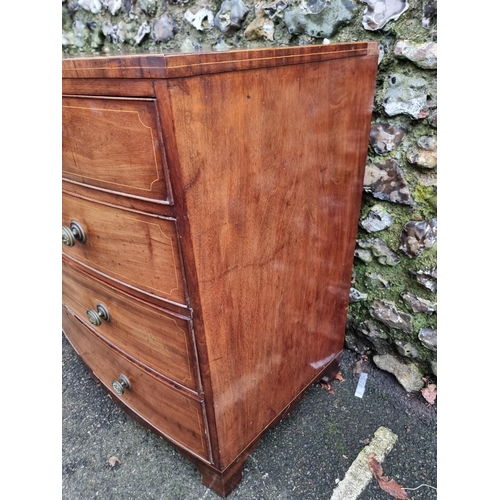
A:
[111, 374, 131, 396]
[86, 303, 110, 327]
[62, 220, 86, 247]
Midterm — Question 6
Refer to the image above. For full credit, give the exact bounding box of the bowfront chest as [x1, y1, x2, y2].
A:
[62, 42, 378, 497]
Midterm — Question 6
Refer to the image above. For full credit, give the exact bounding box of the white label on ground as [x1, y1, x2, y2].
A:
[355, 373, 368, 398]
[330, 426, 398, 500]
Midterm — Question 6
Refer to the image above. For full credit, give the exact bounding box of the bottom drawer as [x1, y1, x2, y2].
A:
[62, 305, 210, 462]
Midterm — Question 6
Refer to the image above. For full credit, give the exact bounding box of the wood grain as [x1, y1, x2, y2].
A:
[62, 305, 211, 462]
[167, 52, 378, 467]
[63, 95, 173, 204]
[62, 259, 199, 391]
[62, 42, 374, 80]
[63, 78, 155, 97]
[62, 53, 167, 79]
[62, 192, 187, 306]
[163, 42, 370, 78]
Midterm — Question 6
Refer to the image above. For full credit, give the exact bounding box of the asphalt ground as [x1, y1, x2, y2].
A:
[62, 333, 437, 500]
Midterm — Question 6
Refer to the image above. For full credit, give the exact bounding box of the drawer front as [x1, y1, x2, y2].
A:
[62, 96, 172, 204]
[62, 306, 210, 462]
[62, 192, 186, 306]
[62, 260, 198, 390]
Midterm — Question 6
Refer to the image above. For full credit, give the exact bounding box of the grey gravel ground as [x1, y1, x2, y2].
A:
[62, 333, 437, 500]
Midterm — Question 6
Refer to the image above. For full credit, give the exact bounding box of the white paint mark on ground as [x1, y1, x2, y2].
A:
[330, 426, 398, 500]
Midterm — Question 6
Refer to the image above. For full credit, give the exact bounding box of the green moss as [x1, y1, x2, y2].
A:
[389, 18, 430, 44]
[414, 182, 437, 209]
[62, 5, 73, 31]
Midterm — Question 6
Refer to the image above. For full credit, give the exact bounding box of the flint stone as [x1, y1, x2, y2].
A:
[401, 291, 436, 314]
[360, 0, 409, 31]
[68, 1, 80, 13]
[103, 0, 122, 15]
[78, 0, 102, 13]
[394, 40, 437, 69]
[90, 27, 105, 48]
[358, 320, 391, 353]
[406, 135, 437, 169]
[383, 74, 428, 120]
[427, 109, 437, 128]
[116, 20, 134, 43]
[360, 204, 394, 232]
[431, 359, 437, 376]
[354, 248, 372, 263]
[245, 9, 275, 41]
[373, 353, 424, 392]
[284, 0, 355, 38]
[422, 0, 437, 28]
[306, 0, 331, 14]
[184, 8, 214, 31]
[139, 0, 157, 16]
[369, 123, 406, 154]
[345, 316, 371, 354]
[214, 37, 233, 51]
[395, 340, 419, 358]
[180, 37, 202, 52]
[364, 272, 389, 289]
[349, 288, 368, 303]
[355, 238, 400, 266]
[410, 267, 437, 293]
[363, 159, 413, 205]
[369, 299, 412, 333]
[262, 0, 288, 19]
[123, 0, 132, 14]
[400, 219, 437, 258]
[135, 22, 150, 44]
[378, 43, 384, 64]
[62, 31, 75, 47]
[215, 0, 250, 35]
[152, 12, 179, 42]
[419, 328, 437, 351]
[101, 20, 121, 43]
[70, 20, 87, 47]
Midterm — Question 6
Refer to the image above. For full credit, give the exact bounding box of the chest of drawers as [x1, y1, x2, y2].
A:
[62, 42, 378, 497]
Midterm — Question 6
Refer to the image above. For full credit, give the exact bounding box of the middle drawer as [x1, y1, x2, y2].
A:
[62, 259, 199, 392]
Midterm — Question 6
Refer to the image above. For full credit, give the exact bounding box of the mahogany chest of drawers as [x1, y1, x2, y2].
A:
[62, 42, 378, 497]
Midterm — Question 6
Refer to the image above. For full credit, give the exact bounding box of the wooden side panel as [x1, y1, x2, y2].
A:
[62, 306, 211, 462]
[62, 192, 186, 306]
[167, 53, 378, 467]
[62, 259, 198, 391]
[62, 95, 172, 204]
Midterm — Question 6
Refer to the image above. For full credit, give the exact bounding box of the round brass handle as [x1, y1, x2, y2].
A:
[111, 374, 131, 396]
[86, 303, 110, 327]
[62, 220, 86, 247]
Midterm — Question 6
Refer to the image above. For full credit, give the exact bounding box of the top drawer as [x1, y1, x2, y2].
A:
[62, 96, 173, 205]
